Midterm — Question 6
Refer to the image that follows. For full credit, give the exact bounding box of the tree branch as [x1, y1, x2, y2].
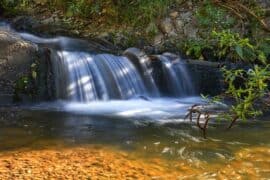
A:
[212, 0, 270, 32]
[235, 1, 270, 32]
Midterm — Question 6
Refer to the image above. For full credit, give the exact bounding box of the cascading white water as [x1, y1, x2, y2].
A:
[51, 51, 109, 102]
[173, 61, 195, 96]
[157, 55, 195, 96]
[95, 54, 147, 99]
[15, 32, 150, 102]
[14, 31, 197, 102]
[123, 48, 160, 97]
[51, 51, 148, 102]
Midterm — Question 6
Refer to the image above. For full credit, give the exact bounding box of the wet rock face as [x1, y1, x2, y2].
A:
[0, 30, 52, 104]
[186, 60, 223, 96]
[0, 30, 37, 80]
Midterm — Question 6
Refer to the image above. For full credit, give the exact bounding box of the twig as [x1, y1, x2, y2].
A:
[213, 1, 244, 20]
[184, 104, 200, 122]
[213, 0, 270, 32]
[235, 1, 270, 32]
[196, 113, 203, 131]
[203, 113, 210, 138]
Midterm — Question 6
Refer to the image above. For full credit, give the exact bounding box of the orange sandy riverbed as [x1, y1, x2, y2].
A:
[0, 145, 269, 179]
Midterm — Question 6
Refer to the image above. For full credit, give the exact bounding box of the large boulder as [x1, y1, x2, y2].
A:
[184, 60, 224, 96]
[0, 30, 37, 79]
[0, 30, 52, 104]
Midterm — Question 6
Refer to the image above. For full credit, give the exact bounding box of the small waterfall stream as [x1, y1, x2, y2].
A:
[95, 54, 147, 99]
[50, 50, 197, 102]
[0, 22, 197, 103]
[26, 33, 197, 102]
[158, 55, 184, 96]
[51, 51, 149, 102]
[173, 61, 196, 95]
[151, 54, 196, 97]
[51, 51, 109, 102]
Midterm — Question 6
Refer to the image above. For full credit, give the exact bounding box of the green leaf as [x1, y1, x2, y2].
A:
[258, 51, 267, 64]
[235, 45, 244, 59]
[32, 71, 37, 79]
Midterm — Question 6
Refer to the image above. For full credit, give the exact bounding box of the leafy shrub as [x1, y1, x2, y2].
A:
[212, 30, 269, 63]
[184, 30, 269, 63]
[184, 39, 211, 59]
[219, 65, 270, 123]
[211, 30, 254, 61]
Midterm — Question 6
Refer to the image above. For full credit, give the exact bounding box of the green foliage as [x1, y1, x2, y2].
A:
[145, 22, 159, 39]
[65, 1, 102, 18]
[190, 0, 269, 63]
[1, 0, 19, 15]
[2, 0, 30, 11]
[15, 76, 29, 92]
[221, 65, 270, 121]
[2, 0, 269, 63]
[211, 30, 256, 62]
[201, 65, 270, 128]
[212, 30, 270, 63]
[184, 39, 211, 59]
[116, 0, 173, 26]
[257, 38, 270, 61]
[35, 0, 173, 27]
[184, 30, 269, 63]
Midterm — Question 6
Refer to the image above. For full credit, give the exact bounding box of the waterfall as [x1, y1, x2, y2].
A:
[153, 55, 195, 97]
[51, 51, 108, 102]
[173, 61, 195, 96]
[11, 30, 197, 102]
[95, 54, 147, 99]
[123, 48, 160, 97]
[49, 49, 196, 102]
[51, 51, 148, 102]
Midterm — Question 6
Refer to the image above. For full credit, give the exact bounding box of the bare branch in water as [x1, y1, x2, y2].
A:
[185, 105, 211, 138]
